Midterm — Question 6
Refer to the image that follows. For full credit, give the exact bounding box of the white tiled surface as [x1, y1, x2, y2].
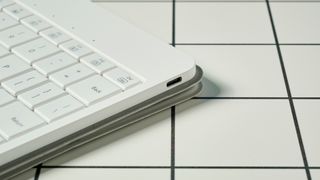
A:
[312, 170, 320, 180]
[176, 169, 307, 180]
[21, 1, 319, 180]
[176, 3, 274, 43]
[99, 2, 172, 43]
[176, 45, 287, 97]
[281, 46, 320, 97]
[294, 100, 320, 166]
[175, 99, 302, 166]
[271, 3, 320, 43]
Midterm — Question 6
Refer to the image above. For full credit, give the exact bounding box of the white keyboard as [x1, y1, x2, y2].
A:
[0, 1, 141, 143]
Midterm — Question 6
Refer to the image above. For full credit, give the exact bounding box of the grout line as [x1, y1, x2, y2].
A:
[40, 165, 170, 169]
[171, 1, 176, 180]
[171, 106, 176, 180]
[192, 97, 320, 100]
[38, 165, 320, 169]
[94, 0, 320, 2]
[34, 164, 42, 180]
[173, 43, 320, 46]
[265, 0, 312, 179]
[192, 97, 289, 100]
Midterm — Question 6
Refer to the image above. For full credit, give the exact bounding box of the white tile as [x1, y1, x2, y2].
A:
[281, 46, 320, 97]
[271, 3, 320, 43]
[176, 3, 274, 43]
[99, 2, 172, 43]
[312, 170, 320, 180]
[176, 99, 303, 166]
[45, 110, 171, 166]
[39, 169, 169, 180]
[176, 45, 287, 97]
[294, 100, 320, 166]
[176, 169, 307, 180]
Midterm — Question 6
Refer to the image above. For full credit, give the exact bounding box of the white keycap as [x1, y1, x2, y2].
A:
[12, 38, 60, 64]
[33, 52, 77, 76]
[0, 88, 14, 106]
[0, 54, 31, 82]
[2, 71, 47, 95]
[81, 53, 115, 74]
[103, 68, 140, 90]
[18, 82, 66, 109]
[60, 40, 92, 59]
[0, 101, 45, 140]
[0, 45, 10, 57]
[0, 0, 14, 9]
[49, 63, 95, 88]
[40, 27, 71, 46]
[0, 25, 38, 49]
[67, 75, 121, 106]
[21, 15, 51, 33]
[0, 12, 18, 31]
[35, 95, 84, 122]
[3, 4, 32, 20]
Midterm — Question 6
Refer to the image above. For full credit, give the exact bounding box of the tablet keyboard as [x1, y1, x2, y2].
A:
[0, 1, 141, 143]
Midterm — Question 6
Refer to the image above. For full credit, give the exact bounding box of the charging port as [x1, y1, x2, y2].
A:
[167, 77, 182, 87]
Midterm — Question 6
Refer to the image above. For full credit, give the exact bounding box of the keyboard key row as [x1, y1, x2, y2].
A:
[35, 95, 84, 122]
[0, 88, 14, 106]
[21, 15, 51, 33]
[40, 27, 71, 46]
[0, 12, 18, 31]
[33, 52, 77, 76]
[0, 25, 38, 49]
[0, 0, 14, 9]
[49, 63, 95, 88]
[18, 82, 66, 109]
[3, 3, 32, 20]
[60, 40, 92, 59]
[67, 75, 121, 106]
[81, 53, 115, 74]
[0, 101, 45, 140]
[13, 38, 60, 64]
[0, 54, 31, 82]
[0, 44, 9, 57]
[2, 70, 47, 95]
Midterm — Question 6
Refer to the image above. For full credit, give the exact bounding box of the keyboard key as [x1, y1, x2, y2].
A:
[33, 52, 77, 76]
[3, 4, 32, 20]
[18, 82, 66, 109]
[0, 54, 31, 82]
[81, 53, 115, 74]
[21, 15, 51, 33]
[0, 88, 14, 106]
[67, 75, 121, 106]
[40, 27, 71, 46]
[35, 95, 84, 122]
[0, 101, 45, 140]
[2, 71, 47, 95]
[103, 68, 140, 90]
[0, 0, 14, 9]
[12, 38, 60, 64]
[50, 63, 95, 88]
[60, 40, 92, 59]
[0, 12, 18, 31]
[0, 25, 38, 49]
[0, 45, 10, 58]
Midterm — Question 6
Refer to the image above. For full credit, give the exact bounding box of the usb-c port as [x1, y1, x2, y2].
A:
[167, 77, 182, 87]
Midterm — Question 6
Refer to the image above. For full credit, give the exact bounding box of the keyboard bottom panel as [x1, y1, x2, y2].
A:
[0, 66, 203, 180]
